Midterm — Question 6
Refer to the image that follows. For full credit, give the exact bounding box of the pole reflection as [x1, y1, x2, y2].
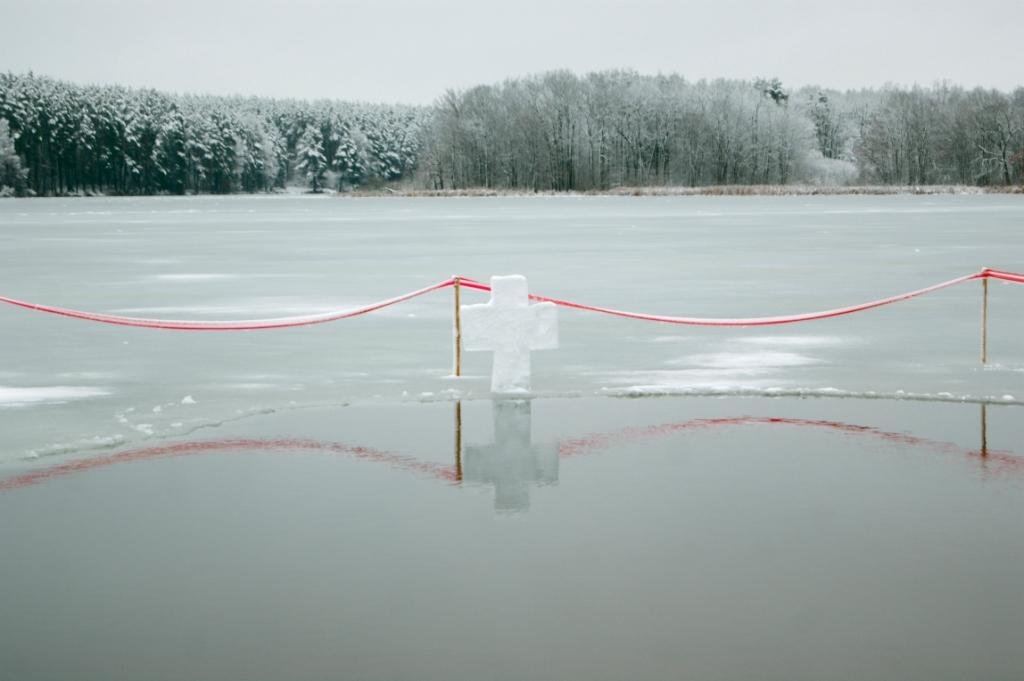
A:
[981, 403, 988, 458]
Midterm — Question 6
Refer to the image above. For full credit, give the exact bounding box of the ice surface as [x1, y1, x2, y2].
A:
[461, 275, 558, 394]
[111, 299, 361, 316]
[3, 195, 1024, 462]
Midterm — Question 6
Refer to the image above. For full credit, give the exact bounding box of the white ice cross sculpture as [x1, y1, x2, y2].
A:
[461, 275, 558, 394]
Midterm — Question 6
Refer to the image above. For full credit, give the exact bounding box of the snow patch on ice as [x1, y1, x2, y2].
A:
[0, 386, 110, 407]
[668, 351, 823, 370]
[181, 395, 197, 405]
[56, 371, 121, 380]
[735, 335, 847, 348]
[150, 273, 238, 282]
[26, 434, 126, 459]
[598, 369, 789, 391]
[225, 382, 283, 391]
[982, 363, 1024, 374]
[602, 385, 1024, 406]
[649, 335, 694, 344]
[111, 298, 368, 317]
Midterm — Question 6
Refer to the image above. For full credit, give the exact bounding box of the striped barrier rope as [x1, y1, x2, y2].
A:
[462, 268, 1023, 327]
[0, 278, 457, 330]
[0, 267, 1021, 330]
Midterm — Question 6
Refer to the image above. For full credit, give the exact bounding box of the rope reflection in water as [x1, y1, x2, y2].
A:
[1, 399, 1019, 499]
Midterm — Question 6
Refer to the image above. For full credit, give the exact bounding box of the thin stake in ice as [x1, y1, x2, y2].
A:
[461, 275, 558, 393]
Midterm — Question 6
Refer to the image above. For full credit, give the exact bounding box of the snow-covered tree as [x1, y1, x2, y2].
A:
[0, 118, 27, 195]
[755, 77, 790, 105]
[0, 73, 425, 195]
[808, 92, 846, 160]
[330, 123, 366, 189]
[294, 126, 327, 192]
[1, 71, 1021, 194]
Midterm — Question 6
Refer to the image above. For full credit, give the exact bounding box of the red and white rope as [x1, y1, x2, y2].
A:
[0, 278, 457, 330]
[461, 270, 1005, 327]
[1, 268, 1021, 330]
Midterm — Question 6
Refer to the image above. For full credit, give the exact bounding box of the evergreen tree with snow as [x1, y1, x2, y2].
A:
[294, 126, 327, 192]
[0, 118, 27, 196]
[328, 120, 366, 189]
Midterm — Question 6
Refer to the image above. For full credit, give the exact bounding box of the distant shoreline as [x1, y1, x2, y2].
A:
[4, 184, 1022, 199]
[343, 185, 1024, 198]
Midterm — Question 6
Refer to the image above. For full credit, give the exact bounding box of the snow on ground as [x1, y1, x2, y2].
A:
[0, 386, 109, 407]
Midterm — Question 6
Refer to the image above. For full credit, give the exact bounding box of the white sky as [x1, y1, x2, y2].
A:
[2, 0, 1021, 103]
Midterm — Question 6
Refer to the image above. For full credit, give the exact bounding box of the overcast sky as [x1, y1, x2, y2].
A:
[2, 0, 1021, 103]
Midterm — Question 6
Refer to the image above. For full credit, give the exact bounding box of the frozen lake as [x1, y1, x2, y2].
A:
[1, 194, 1023, 460]
[1, 195, 1023, 680]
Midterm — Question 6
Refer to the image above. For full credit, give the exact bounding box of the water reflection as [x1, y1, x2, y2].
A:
[981, 403, 988, 457]
[1, 400, 1019, 500]
[0, 437, 458, 492]
[462, 399, 558, 512]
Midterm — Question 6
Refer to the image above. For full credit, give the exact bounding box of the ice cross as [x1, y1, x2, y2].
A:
[463, 400, 558, 512]
[461, 275, 558, 394]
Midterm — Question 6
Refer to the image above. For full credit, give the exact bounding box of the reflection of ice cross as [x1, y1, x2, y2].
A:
[461, 275, 558, 394]
[463, 400, 558, 512]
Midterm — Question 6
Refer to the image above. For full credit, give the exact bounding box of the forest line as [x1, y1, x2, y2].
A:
[1, 71, 1022, 197]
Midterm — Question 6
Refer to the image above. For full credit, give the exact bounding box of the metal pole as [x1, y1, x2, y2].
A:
[981, 275, 989, 365]
[453, 277, 462, 377]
